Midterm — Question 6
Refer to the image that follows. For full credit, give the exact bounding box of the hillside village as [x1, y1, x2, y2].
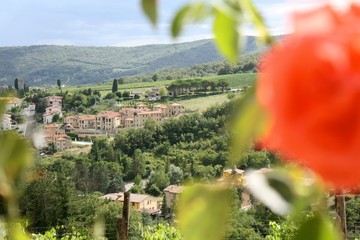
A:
[1, 91, 185, 152]
[1, 69, 358, 239]
[42, 94, 184, 151]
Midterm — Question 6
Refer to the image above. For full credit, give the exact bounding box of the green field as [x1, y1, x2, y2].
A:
[178, 93, 232, 112]
[50, 73, 257, 94]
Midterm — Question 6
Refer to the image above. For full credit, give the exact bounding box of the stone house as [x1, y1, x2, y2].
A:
[163, 185, 185, 208]
[100, 192, 160, 214]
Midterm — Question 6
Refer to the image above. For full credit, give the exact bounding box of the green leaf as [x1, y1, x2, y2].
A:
[171, 5, 191, 38]
[213, 8, 239, 63]
[141, 0, 157, 26]
[238, 0, 273, 44]
[245, 169, 293, 215]
[9, 222, 30, 240]
[177, 185, 230, 240]
[230, 87, 267, 160]
[171, 3, 210, 38]
[295, 214, 341, 240]
[267, 172, 295, 204]
[0, 132, 33, 197]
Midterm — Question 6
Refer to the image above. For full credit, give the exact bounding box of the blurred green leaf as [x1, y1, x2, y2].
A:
[230, 87, 267, 160]
[171, 5, 191, 37]
[213, 8, 239, 63]
[171, 3, 210, 38]
[238, 0, 273, 44]
[0, 132, 33, 197]
[295, 214, 340, 240]
[245, 170, 292, 215]
[267, 172, 295, 204]
[9, 223, 30, 240]
[177, 185, 230, 240]
[141, 0, 157, 26]
[0, 99, 6, 115]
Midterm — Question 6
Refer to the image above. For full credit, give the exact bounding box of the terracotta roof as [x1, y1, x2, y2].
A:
[78, 115, 96, 121]
[56, 137, 68, 141]
[65, 116, 77, 120]
[46, 96, 63, 100]
[164, 185, 185, 194]
[170, 103, 182, 106]
[43, 112, 57, 117]
[43, 123, 60, 129]
[100, 192, 152, 203]
[137, 111, 162, 115]
[97, 111, 121, 118]
[46, 105, 62, 109]
[154, 104, 167, 109]
[120, 108, 138, 114]
[1, 115, 11, 123]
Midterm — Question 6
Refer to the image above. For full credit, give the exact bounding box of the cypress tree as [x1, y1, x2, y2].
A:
[112, 79, 118, 93]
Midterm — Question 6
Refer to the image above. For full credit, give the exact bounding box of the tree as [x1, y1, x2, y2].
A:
[115, 91, 122, 98]
[132, 149, 146, 178]
[161, 195, 170, 217]
[52, 113, 61, 123]
[217, 63, 232, 75]
[146, 166, 170, 195]
[106, 175, 125, 193]
[152, 74, 159, 82]
[57, 79, 61, 90]
[218, 79, 229, 93]
[112, 79, 118, 93]
[104, 92, 116, 100]
[201, 80, 210, 93]
[14, 78, 19, 91]
[210, 81, 217, 92]
[168, 164, 184, 185]
[167, 83, 178, 97]
[118, 77, 125, 84]
[123, 91, 130, 98]
[159, 86, 168, 99]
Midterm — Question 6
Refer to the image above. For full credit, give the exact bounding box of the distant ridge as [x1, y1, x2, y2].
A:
[0, 36, 262, 86]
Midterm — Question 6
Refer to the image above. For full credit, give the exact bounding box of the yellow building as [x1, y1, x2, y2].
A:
[96, 111, 122, 131]
[78, 115, 96, 129]
[100, 192, 160, 213]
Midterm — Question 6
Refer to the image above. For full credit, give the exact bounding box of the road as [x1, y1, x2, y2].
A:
[23, 111, 36, 138]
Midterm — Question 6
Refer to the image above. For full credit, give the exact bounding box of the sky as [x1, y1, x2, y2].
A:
[0, 0, 354, 47]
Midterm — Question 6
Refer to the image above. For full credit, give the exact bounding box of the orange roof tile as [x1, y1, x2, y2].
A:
[137, 111, 162, 115]
[78, 115, 96, 120]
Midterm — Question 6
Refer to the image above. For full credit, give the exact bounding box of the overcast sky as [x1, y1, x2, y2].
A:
[0, 0, 353, 47]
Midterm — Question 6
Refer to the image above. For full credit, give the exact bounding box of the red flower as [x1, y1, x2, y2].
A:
[257, 4, 360, 189]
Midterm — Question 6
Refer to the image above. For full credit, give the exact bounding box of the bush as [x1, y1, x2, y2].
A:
[104, 93, 116, 100]
[66, 132, 78, 140]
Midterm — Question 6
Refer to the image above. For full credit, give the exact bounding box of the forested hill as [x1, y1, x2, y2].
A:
[0, 36, 262, 86]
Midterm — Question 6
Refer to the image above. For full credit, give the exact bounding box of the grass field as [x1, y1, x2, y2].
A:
[177, 93, 232, 112]
[50, 73, 257, 94]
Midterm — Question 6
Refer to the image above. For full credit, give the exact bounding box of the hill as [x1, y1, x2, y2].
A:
[0, 36, 261, 86]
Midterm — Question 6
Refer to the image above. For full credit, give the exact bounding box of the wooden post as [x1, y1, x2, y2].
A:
[335, 195, 347, 240]
[118, 192, 130, 240]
